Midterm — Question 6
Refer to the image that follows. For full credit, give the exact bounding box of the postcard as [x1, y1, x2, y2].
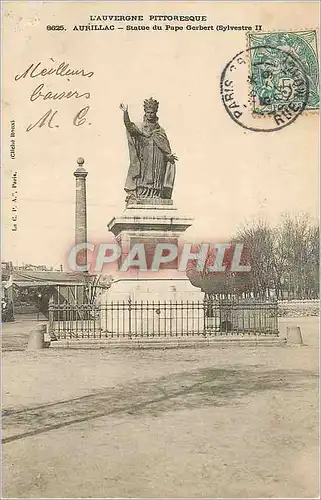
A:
[2, 1, 319, 499]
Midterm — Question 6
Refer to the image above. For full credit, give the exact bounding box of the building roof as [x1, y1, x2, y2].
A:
[2, 270, 90, 287]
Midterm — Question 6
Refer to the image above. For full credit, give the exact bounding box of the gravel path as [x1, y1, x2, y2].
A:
[2, 316, 319, 498]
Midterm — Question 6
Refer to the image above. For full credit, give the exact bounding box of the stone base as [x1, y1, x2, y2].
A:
[103, 276, 204, 302]
[126, 198, 174, 208]
[98, 276, 204, 337]
[107, 201, 194, 274]
[108, 202, 193, 238]
[51, 336, 287, 350]
[104, 201, 201, 334]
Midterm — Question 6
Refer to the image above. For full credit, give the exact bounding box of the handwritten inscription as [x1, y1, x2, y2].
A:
[14, 61, 94, 81]
[30, 83, 90, 102]
[14, 59, 94, 132]
[26, 109, 59, 132]
[26, 106, 90, 132]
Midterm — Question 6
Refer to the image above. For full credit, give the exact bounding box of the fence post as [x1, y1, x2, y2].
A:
[203, 297, 207, 333]
[128, 298, 132, 337]
[48, 296, 57, 341]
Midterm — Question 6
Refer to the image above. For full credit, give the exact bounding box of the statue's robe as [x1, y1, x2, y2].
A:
[124, 117, 175, 199]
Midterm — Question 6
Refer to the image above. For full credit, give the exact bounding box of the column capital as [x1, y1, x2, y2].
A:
[74, 157, 88, 178]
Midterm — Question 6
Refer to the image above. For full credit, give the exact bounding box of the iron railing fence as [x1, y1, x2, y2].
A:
[48, 298, 278, 340]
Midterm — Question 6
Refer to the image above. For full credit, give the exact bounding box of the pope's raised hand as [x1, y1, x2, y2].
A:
[168, 153, 178, 163]
[120, 103, 128, 112]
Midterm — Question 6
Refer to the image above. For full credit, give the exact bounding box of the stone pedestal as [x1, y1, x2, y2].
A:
[108, 199, 192, 262]
[100, 199, 204, 334]
[105, 275, 203, 302]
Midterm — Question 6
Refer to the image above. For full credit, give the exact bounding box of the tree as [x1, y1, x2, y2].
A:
[274, 214, 319, 299]
[236, 220, 276, 297]
[237, 214, 319, 299]
[186, 214, 319, 299]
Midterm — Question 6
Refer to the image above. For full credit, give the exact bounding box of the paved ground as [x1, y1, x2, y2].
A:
[2, 313, 48, 352]
[1, 316, 319, 498]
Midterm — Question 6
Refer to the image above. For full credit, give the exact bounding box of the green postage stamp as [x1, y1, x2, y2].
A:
[248, 30, 319, 114]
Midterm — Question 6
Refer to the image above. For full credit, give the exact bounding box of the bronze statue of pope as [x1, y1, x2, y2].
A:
[120, 98, 178, 202]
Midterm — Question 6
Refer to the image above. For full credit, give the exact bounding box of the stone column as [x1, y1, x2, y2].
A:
[73, 157, 88, 267]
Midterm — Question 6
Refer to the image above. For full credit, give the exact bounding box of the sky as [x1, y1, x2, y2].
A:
[2, 1, 319, 268]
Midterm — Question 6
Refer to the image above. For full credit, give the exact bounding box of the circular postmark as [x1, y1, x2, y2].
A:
[220, 45, 309, 132]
